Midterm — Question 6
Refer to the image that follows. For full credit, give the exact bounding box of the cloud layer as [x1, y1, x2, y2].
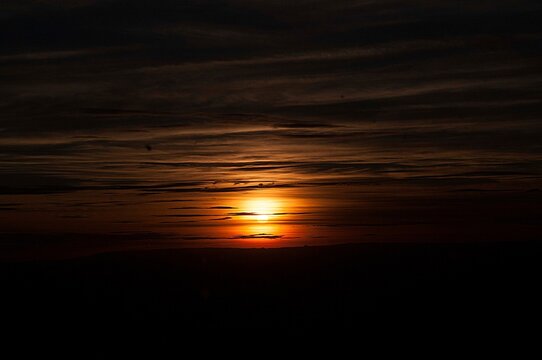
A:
[1, 1, 541, 256]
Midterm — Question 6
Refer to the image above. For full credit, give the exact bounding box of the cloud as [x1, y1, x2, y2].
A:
[227, 211, 311, 217]
[154, 214, 214, 218]
[228, 212, 256, 216]
[1, 0, 541, 245]
[272, 121, 343, 129]
[0, 48, 109, 62]
[169, 206, 204, 210]
[233, 233, 283, 239]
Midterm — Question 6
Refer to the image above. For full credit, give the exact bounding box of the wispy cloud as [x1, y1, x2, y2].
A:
[1, 0, 541, 249]
[233, 233, 283, 240]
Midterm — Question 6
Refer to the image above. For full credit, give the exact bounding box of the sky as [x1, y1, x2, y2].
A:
[1, 1, 541, 259]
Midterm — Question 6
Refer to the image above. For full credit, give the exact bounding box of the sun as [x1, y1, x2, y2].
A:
[244, 198, 278, 222]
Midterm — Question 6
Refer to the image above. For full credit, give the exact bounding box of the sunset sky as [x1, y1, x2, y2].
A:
[1, 1, 541, 258]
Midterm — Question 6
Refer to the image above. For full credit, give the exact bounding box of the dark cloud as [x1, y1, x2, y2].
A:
[233, 233, 283, 240]
[272, 121, 342, 129]
[228, 212, 257, 216]
[227, 211, 311, 217]
[59, 215, 88, 219]
[0, 203, 22, 207]
[154, 214, 214, 218]
[169, 206, 204, 210]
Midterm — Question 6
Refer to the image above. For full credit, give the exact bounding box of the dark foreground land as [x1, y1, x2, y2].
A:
[2, 241, 541, 351]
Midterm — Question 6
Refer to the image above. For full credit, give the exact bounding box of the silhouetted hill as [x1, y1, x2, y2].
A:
[2, 241, 541, 354]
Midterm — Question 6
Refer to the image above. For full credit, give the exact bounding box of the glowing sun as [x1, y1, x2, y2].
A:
[244, 198, 279, 222]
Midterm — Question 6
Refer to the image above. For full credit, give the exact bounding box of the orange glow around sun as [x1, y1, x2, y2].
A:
[243, 198, 280, 222]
